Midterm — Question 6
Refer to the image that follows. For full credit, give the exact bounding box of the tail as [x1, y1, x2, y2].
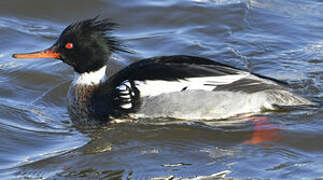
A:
[264, 90, 318, 111]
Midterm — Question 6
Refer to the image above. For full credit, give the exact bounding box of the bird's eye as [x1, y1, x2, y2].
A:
[65, 43, 74, 49]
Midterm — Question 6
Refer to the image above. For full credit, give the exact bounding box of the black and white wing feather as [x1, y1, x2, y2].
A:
[90, 55, 315, 120]
[112, 55, 286, 96]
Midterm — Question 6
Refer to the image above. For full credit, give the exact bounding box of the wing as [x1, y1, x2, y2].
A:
[213, 77, 285, 93]
[90, 55, 286, 119]
[108, 55, 286, 84]
[106, 55, 244, 83]
[112, 55, 285, 95]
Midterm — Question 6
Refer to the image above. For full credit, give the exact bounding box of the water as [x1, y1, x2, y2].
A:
[0, 0, 322, 179]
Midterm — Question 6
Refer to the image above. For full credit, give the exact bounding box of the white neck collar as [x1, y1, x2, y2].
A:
[72, 65, 107, 86]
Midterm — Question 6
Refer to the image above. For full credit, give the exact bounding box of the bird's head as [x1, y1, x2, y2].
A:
[13, 17, 128, 74]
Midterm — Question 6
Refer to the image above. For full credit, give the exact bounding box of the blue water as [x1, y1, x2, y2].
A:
[0, 0, 322, 179]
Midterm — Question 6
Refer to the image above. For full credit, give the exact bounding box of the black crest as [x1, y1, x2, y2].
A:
[61, 16, 128, 53]
[55, 17, 129, 73]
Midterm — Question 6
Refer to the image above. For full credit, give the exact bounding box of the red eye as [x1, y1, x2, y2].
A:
[65, 43, 74, 49]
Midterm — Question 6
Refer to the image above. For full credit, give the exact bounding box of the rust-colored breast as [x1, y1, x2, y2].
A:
[67, 84, 101, 126]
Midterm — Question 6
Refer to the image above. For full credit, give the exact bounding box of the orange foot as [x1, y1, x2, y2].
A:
[243, 116, 281, 145]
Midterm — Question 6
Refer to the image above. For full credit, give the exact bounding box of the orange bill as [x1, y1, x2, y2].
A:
[12, 46, 60, 59]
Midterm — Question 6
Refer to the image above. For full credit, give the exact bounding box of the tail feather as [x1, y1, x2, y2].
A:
[264, 90, 318, 110]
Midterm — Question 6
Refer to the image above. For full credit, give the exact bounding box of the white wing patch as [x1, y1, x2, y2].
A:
[133, 72, 250, 97]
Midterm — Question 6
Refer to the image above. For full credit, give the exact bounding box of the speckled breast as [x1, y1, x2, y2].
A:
[67, 84, 100, 126]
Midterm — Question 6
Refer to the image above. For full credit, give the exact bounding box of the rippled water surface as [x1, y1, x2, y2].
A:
[0, 0, 322, 179]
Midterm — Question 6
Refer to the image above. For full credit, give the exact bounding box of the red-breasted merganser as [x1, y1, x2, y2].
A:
[12, 17, 317, 126]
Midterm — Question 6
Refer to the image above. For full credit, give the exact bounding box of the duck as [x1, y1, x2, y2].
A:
[12, 17, 317, 126]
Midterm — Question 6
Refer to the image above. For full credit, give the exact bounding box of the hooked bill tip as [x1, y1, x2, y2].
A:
[12, 54, 19, 58]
